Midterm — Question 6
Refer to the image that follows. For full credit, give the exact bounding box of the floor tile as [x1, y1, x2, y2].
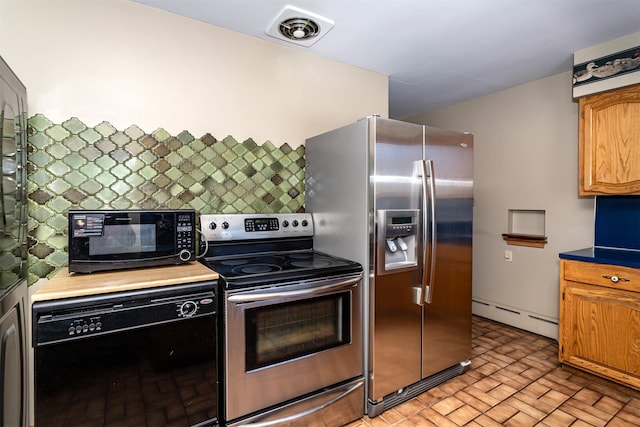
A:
[355, 315, 640, 426]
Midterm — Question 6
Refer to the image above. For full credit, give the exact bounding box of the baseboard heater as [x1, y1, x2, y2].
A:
[472, 299, 558, 339]
[367, 360, 471, 418]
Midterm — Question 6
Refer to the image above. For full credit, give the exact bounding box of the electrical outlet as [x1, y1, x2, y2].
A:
[504, 250, 513, 262]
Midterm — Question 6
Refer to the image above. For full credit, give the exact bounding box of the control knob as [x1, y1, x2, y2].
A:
[180, 301, 198, 317]
[292, 220, 299, 227]
[301, 219, 308, 227]
[178, 249, 192, 262]
[221, 221, 229, 230]
[209, 222, 217, 230]
[282, 220, 289, 227]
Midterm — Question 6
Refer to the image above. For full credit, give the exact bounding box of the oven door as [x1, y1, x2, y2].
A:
[224, 272, 362, 422]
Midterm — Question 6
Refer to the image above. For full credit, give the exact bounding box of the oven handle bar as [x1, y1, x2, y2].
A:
[227, 274, 361, 303]
[241, 379, 364, 427]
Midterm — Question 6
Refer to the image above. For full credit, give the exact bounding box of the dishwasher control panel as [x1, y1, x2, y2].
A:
[33, 281, 217, 346]
[66, 315, 105, 336]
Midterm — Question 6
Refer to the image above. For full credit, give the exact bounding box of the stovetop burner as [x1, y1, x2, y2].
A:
[287, 257, 335, 269]
[231, 263, 283, 275]
[220, 255, 286, 269]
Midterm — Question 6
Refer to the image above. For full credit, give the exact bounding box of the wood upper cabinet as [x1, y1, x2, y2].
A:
[578, 84, 640, 195]
[559, 259, 640, 390]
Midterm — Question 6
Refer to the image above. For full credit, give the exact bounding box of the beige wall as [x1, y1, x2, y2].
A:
[2, 4, 387, 424]
[0, 0, 388, 147]
[409, 71, 594, 339]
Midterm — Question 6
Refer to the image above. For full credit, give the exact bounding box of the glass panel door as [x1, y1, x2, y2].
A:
[0, 58, 27, 289]
[245, 292, 351, 371]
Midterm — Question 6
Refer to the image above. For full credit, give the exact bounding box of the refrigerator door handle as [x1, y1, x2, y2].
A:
[0, 108, 6, 234]
[420, 159, 437, 304]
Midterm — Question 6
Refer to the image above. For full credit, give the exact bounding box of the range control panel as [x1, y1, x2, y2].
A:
[201, 213, 314, 241]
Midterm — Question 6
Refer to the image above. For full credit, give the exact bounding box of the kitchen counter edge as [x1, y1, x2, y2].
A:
[32, 262, 219, 302]
[559, 247, 640, 269]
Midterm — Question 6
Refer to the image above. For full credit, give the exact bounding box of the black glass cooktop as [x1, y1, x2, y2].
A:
[203, 250, 362, 287]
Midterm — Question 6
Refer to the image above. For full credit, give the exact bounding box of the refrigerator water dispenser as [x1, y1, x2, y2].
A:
[377, 209, 419, 274]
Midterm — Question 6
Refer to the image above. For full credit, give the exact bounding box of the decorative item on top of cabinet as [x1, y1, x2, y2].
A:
[578, 83, 640, 195]
[559, 259, 640, 390]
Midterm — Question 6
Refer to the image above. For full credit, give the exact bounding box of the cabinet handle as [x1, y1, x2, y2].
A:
[602, 275, 630, 283]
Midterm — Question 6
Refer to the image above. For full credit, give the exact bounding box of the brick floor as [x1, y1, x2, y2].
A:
[347, 316, 640, 426]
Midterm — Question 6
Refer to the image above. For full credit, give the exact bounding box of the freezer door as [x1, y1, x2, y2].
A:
[0, 56, 28, 427]
[422, 126, 473, 379]
[0, 280, 27, 427]
[0, 56, 27, 291]
[369, 118, 424, 401]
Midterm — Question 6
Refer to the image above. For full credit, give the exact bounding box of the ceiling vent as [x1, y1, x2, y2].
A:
[265, 5, 334, 47]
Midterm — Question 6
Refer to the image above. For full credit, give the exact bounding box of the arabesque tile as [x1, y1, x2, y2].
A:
[27, 115, 306, 280]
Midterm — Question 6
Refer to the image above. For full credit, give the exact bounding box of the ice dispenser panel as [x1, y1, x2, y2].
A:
[377, 209, 419, 275]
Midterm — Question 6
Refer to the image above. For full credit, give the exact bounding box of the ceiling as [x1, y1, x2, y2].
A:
[132, 0, 640, 119]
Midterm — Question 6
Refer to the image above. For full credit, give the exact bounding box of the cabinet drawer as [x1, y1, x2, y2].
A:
[562, 260, 640, 293]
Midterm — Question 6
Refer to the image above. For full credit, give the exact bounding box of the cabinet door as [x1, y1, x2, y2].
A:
[560, 281, 640, 390]
[578, 84, 640, 195]
[0, 300, 26, 427]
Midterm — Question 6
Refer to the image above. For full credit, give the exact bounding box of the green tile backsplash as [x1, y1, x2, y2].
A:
[27, 115, 305, 283]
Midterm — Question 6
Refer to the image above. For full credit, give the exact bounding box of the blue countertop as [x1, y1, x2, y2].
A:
[559, 247, 640, 269]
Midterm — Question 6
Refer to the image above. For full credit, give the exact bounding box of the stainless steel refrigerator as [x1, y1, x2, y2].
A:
[305, 116, 473, 417]
[0, 55, 29, 427]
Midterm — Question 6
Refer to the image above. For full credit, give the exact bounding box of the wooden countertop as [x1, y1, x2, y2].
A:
[32, 262, 219, 302]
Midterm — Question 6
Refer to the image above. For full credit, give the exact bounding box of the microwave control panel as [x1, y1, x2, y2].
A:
[177, 212, 195, 252]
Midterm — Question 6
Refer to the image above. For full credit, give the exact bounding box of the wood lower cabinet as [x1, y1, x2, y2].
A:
[559, 259, 640, 390]
[578, 84, 640, 195]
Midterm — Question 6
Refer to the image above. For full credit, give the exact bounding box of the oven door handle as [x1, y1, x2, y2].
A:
[241, 379, 364, 427]
[227, 274, 362, 303]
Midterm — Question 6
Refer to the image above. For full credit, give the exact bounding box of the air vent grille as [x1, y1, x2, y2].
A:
[265, 6, 334, 47]
[279, 18, 320, 40]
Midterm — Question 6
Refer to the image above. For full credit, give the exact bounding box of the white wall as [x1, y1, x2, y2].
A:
[409, 71, 594, 339]
[0, 0, 388, 147]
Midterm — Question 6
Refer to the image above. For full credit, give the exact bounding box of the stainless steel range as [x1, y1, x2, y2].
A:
[200, 213, 364, 427]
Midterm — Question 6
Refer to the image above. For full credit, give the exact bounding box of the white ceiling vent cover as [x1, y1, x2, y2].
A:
[265, 5, 334, 47]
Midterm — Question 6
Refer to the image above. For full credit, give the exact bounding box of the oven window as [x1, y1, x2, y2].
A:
[245, 292, 351, 371]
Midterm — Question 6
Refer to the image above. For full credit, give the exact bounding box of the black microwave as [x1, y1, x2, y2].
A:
[68, 209, 196, 273]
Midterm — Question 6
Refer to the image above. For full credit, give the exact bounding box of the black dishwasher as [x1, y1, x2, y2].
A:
[32, 281, 219, 427]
